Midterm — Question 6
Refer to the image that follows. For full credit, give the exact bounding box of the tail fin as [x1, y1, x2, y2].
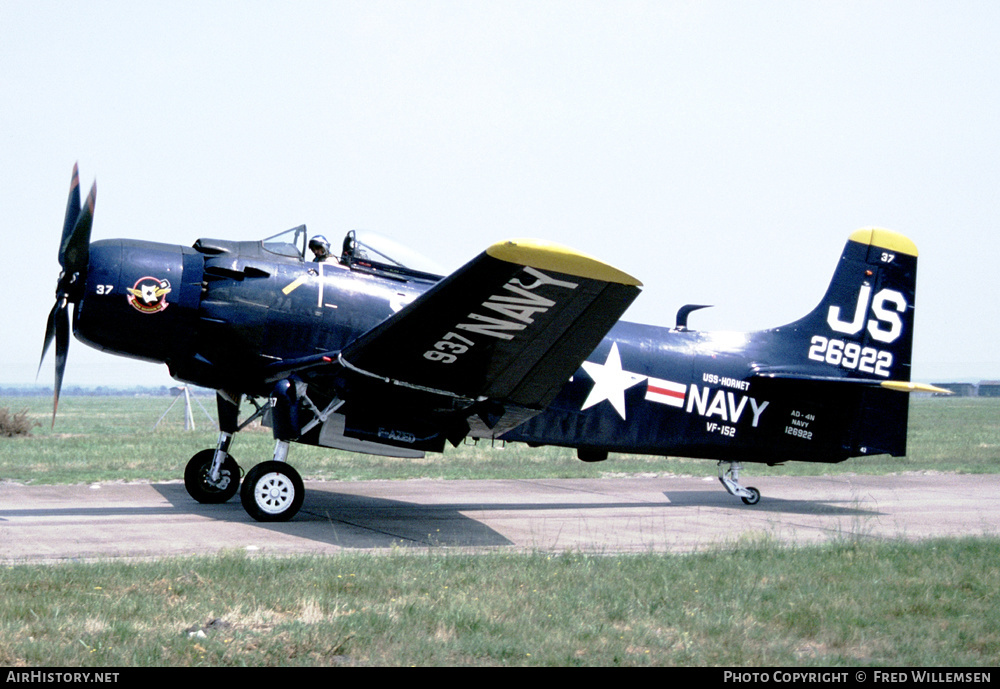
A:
[770, 228, 918, 382]
[753, 229, 940, 460]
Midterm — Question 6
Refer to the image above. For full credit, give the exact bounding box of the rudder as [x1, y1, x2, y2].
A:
[786, 227, 917, 383]
[754, 229, 921, 459]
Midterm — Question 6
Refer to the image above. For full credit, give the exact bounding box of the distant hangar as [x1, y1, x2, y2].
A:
[931, 381, 1000, 397]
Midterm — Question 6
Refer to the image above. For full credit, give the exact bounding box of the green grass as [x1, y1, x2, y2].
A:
[0, 396, 997, 485]
[0, 539, 996, 666]
[2, 395, 997, 667]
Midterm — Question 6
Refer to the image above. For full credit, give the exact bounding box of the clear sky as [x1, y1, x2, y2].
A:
[2, 1, 997, 388]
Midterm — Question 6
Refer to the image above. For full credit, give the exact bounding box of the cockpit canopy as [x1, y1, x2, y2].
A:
[196, 225, 444, 283]
[265, 226, 444, 281]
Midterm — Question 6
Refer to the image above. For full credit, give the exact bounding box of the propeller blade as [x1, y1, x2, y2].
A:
[60, 181, 95, 279]
[52, 301, 70, 426]
[58, 164, 81, 269]
[43, 166, 97, 426]
[38, 298, 62, 379]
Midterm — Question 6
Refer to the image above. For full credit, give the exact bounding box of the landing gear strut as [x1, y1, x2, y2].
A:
[718, 461, 761, 505]
[183, 389, 317, 521]
[184, 383, 336, 521]
[184, 447, 241, 504]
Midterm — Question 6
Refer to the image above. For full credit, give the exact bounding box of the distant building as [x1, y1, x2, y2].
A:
[932, 383, 977, 397]
[979, 381, 1000, 397]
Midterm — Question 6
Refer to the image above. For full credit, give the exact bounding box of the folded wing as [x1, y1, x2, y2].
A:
[337, 239, 642, 436]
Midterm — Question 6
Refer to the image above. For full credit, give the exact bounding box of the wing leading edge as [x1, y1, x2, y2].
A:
[337, 238, 642, 436]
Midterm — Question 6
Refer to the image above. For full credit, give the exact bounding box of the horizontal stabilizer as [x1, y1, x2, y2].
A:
[755, 371, 952, 395]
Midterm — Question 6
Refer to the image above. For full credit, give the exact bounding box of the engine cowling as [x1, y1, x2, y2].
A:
[74, 239, 205, 367]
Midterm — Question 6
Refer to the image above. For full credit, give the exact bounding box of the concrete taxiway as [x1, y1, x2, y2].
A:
[0, 474, 996, 563]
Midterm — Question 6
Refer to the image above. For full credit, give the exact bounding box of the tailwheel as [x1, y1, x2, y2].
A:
[718, 461, 762, 506]
[241, 461, 304, 522]
[184, 449, 241, 504]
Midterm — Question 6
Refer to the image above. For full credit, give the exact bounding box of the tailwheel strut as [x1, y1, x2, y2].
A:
[718, 461, 761, 505]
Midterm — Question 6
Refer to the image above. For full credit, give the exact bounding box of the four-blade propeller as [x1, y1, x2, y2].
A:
[38, 164, 96, 425]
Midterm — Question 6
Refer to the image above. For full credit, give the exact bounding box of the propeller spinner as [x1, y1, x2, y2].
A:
[39, 164, 96, 424]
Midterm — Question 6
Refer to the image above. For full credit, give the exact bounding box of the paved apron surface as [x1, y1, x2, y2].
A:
[1, 474, 996, 562]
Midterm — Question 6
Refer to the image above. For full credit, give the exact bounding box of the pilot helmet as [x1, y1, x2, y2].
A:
[309, 235, 331, 260]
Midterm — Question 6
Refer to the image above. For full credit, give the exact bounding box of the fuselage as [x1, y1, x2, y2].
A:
[48, 166, 923, 522]
[73, 230, 912, 466]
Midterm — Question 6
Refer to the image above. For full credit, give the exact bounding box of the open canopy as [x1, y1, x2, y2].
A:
[262, 226, 445, 278]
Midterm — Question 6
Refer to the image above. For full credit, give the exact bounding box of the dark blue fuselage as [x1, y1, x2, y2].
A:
[73, 230, 914, 467]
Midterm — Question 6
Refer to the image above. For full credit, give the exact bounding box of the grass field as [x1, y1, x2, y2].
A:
[0, 540, 997, 666]
[0, 395, 997, 666]
[1, 396, 998, 485]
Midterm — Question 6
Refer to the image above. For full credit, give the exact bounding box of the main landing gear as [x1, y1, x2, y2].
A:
[718, 461, 761, 505]
[184, 448, 241, 504]
[240, 454, 304, 522]
[182, 392, 307, 522]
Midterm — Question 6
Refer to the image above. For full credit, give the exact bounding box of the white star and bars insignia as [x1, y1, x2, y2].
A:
[579, 342, 688, 420]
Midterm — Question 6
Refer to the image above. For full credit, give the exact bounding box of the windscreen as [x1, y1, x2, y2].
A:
[262, 225, 307, 259]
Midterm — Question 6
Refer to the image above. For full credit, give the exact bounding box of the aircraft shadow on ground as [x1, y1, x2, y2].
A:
[149, 483, 882, 550]
[153, 484, 513, 548]
[660, 490, 884, 517]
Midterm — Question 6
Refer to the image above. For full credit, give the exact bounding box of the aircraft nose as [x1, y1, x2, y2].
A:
[74, 239, 205, 365]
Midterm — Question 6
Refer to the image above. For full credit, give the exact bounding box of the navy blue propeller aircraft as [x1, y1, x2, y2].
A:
[41, 165, 947, 521]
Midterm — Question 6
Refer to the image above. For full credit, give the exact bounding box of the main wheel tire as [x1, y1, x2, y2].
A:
[741, 487, 761, 506]
[184, 449, 241, 504]
[240, 461, 304, 522]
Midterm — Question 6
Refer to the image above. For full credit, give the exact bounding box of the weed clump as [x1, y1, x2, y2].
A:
[0, 408, 40, 438]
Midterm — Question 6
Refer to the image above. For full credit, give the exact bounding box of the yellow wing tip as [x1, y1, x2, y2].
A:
[849, 227, 918, 257]
[487, 238, 642, 287]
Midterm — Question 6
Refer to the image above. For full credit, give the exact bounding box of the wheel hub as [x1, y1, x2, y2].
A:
[254, 473, 295, 514]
